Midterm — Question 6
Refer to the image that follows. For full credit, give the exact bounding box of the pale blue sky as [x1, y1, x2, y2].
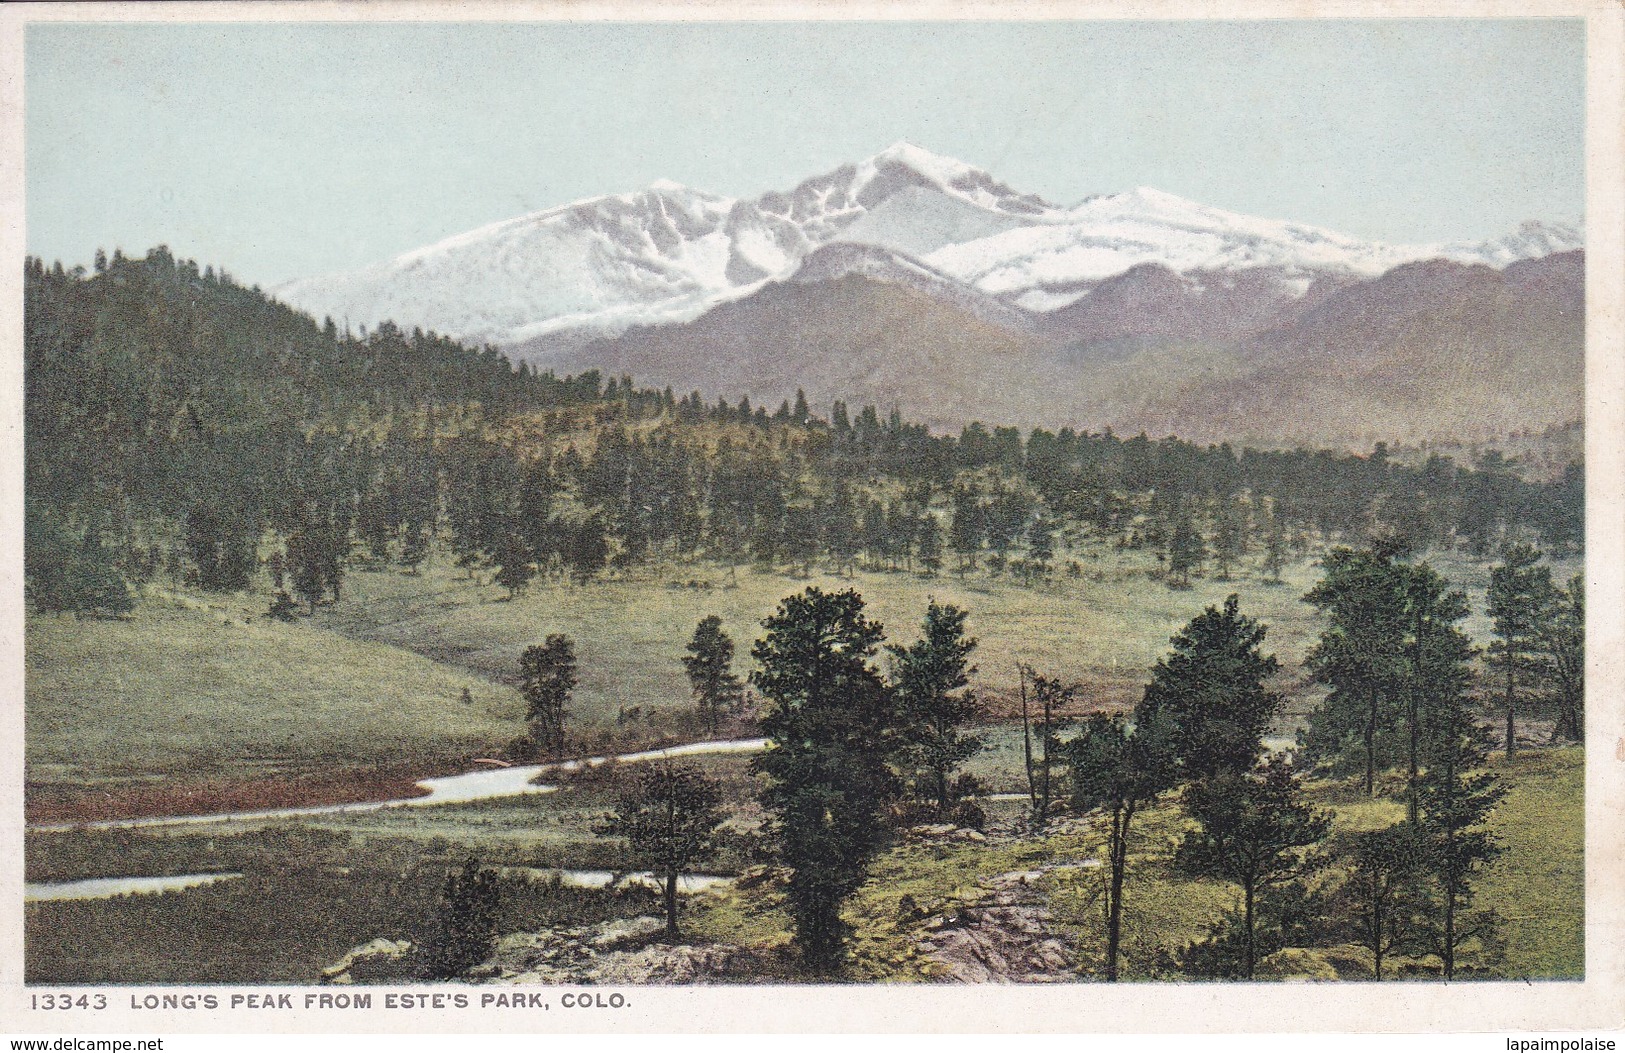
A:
[26, 19, 1584, 288]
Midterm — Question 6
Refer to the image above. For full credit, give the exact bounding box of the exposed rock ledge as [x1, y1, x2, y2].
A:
[902, 866, 1083, 983]
[323, 917, 769, 985]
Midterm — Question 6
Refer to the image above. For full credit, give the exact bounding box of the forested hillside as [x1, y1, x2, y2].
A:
[24, 248, 1582, 620]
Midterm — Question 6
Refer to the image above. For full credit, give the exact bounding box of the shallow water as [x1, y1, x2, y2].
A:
[25, 872, 244, 902]
[24, 866, 735, 903]
[29, 738, 768, 834]
[499, 866, 735, 894]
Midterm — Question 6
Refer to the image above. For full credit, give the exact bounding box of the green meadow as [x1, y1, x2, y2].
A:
[24, 543, 1585, 985]
[31, 543, 1337, 789]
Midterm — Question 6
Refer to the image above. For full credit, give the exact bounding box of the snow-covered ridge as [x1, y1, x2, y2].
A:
[926, 189, 1581, 310]
[273, 142, 1582, 348]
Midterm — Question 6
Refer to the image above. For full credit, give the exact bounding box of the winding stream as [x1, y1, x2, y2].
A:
[30, 730, 1300, 836]
[27, 731, 1300, 904]
[24, 868, 735, 903]
[498, 866, 735, 894]
[29, 737, 769, 835]
[25, 872, 244, 902]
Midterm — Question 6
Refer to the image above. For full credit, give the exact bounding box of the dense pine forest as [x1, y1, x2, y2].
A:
[24, 248, 1583, 620]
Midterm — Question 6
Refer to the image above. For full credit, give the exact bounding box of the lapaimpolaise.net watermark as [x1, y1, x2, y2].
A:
[1507, 1040, 1618, 1052]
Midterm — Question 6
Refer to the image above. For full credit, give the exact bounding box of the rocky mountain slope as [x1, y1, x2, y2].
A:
[276, 144, 1584, 444]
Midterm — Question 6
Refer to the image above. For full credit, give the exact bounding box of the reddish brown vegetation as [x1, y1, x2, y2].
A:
[23, 762, 453, 825]
[976, 678, 1135, 721]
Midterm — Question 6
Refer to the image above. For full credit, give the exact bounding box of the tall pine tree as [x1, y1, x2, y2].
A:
[1486, 543, 1554, 759]
[889, 601, 981, 815]
[521, 634, 577, 758]
[751, 587, 896, 973]
[1302, 546, 1409, 795]
[681, 615, 744, 736]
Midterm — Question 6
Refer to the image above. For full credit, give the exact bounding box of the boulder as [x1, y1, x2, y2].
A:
[732, 865, 791, 890]
[1256, 947, 1342, 982]
[589, 915, 666, 951]
[904, 868, 1080, 983]
[321, 939, 416, 984]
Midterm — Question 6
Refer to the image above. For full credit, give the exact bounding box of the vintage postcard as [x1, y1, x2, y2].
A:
[2, 0, 1622, 1037]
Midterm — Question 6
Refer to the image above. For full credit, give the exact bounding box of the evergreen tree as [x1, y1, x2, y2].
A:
[916, 515, 945, 577]
[1165, 507, 1205, 589]
[782, 503, 820, 577]
[1212, 495, 1247, 581]
[889, 601, 981, 814]
[286, 523, 327, 615]
[750, 485, 787, 568]
[751, 587, 896, 973]
[357, 489, 394, 565]
[1486, 543, 1554, 758]
[1398, 562, 1475, 822]
[400, 522, 430, 574]
[562, 514, 609, 584]
[682, 615, 744, 736]
[422, 858, 500, 980]
[821, 489, 862, 578]
[1025, 515, 1056, 579]
[595, 763, 724, 939]
[318, 511, 350, 603]
[517, 458, 558, 560]
[1535, 461, 1584, 552]
[1540, 573, 1584, 743]
[1174, 756, 1331, 979]
[183, 502, 258, 592]
[267, 590, 299, 621]
[948, 487, 983, 576]
[1137, 594, 1282, 781]
[830, 400, 850, 436]
[1260, 500, 1288, 583]
[1066, 713, 1174, 981]
[1019, 666, 1073, 822]
[1335, 822, 1434, 980]
[24, 509, 134, 618]
[1417, 686, 1506, 979]
[492, 532, 536, 598]
[1302, 547, 1409, 795]
[521, 634, 577, 757]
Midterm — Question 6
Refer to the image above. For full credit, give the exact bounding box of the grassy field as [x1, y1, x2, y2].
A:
[23, 538, 1583, 984]
[1478, 748, 1586, 978]
[319, 545, 1332, 725]
[25, 587, 524, 789]
[27, 535, 1573, 792]
[29, 543, 1323, 791]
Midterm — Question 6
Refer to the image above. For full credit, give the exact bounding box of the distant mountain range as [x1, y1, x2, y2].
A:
[275, 143, 1584, 445]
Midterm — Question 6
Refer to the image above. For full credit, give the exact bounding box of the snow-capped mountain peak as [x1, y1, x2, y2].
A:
[870, 140, 977, 182]
[1451, 219, 1583, 267]
[272, 146, 1582, 349]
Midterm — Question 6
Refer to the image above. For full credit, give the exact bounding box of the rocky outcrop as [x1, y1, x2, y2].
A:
[472, 916, 771, 984]
[322, 939, 417, 984]
[323, 917, 770, 985]
[905, 823, 988, 845]
[905, 866, 1085, 983]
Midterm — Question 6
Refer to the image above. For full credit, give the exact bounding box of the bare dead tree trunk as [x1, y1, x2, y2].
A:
[1020, 666, 1038, 818]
